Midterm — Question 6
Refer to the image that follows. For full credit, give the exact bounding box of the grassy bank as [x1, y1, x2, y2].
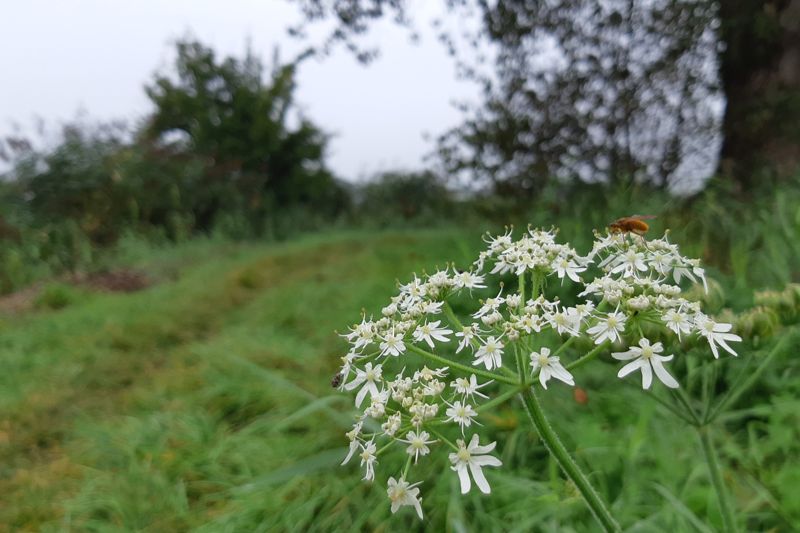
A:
[0, 228, 797, 531]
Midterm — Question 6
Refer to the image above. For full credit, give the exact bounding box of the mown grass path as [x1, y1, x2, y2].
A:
[0, 231, 477, 531]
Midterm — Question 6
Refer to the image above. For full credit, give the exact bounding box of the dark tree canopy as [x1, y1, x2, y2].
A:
[144, 39, 344, 229]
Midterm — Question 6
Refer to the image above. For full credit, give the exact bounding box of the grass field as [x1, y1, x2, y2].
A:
[1, 228, 798, 532]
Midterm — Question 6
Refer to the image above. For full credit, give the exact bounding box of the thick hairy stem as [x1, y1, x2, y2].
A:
[520, 387, 621, 532]
[698, 426, 738, 533]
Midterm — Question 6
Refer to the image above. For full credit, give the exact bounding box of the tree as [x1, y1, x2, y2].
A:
[288, 0, 800, 193]
[143, 39, 346, 230]
[718, 0, 800, 187]
[15, 121, 131, 243]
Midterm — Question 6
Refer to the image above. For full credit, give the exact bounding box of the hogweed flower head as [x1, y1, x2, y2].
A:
[335, 227, 742, 519]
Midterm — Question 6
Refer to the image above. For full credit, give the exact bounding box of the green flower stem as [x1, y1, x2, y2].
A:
[707, 330, 795, 423]
[565, 342, 608, 371]
[500, 365, 520, 380]
[426, 425, 459, 451]
[697, 426, 737, 533]
[633, 385, 694, 425]
[376, 440, 396, 456]
[520, 386, 621, 532]
[402, 454, 413, 478]
[551, 336, 576, 357]
[406, 344, 518, 386]
[670, 388, 703, 426]
[443, 301, 467, 333]
[530, 271, 542, 299]
[476, 385, 525, 413]
[515, 274, 528, 380]
[514, 343, 527, 382]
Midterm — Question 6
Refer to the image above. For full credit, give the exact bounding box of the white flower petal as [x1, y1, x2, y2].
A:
[471, 454, 503, 467]
[618, 359, 644, 378]
[469, 462, 492, 494]
[651, 358, 679, 389]
[456, 465, 471, 494]
[641, 363, 653, 390]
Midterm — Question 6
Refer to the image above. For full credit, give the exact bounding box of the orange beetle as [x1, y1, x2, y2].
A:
[608, 215, 656, 236]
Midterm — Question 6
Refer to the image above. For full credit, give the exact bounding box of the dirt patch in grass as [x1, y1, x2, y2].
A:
[73, 269, 151, 293]
[0, 284, 43, 314]
[0, 269, 151, 315]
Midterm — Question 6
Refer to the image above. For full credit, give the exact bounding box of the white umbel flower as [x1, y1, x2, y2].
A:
[379, 329, 406, 357]
[610, 249, 648, 278]
[344, 362, 383, 407]
[548, 308, 581, 337]
[695, 314, 742, 358]
[412, 320, 453, 348]
[530, 347, 575, 389]
[445, 400, 478, 431]
[387, 477, 424, 519]
[612, 338, 678, 389]
[587, 311, 627, 344]
[473, 292, 504, 318]
[454, 271, 486, 289]
[455, 324, 478, 353]
[662, 309, 692, 340]
[359, 440, 378, 481]
[449, 434, 503, 494]
[553, 257, 586, 283]
[473, 336, 504, 370]
[450, 374, 491, 401]
[341, 421, 363, 465]
[400, 430, 436, 463]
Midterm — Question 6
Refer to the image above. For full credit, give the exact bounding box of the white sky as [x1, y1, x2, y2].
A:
[0, 0, 477, 181]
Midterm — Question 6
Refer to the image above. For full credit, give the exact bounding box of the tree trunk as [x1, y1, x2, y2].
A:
[718, 0, 800, 188]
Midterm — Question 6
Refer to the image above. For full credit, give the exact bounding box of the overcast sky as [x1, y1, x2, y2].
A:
[0, 0, 477, 181]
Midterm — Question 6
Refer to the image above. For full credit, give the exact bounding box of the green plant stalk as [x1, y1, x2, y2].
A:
[406, 344, 518, 385]
[443, 301, 466, 332]
[515, 272, 529, 379]
[697, 426, 737, 533]
[707, 330, 795, 423]
[426, 425, 459, 451]
[670, 388, 703, 426]
[551, 336, 576, 357]
[476, 385, 524, 413]
[520, 386, 621, 532]
[565, 342, 608, 371]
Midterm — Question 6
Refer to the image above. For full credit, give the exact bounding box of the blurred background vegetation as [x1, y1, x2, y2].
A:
[0, 1, 799, 531]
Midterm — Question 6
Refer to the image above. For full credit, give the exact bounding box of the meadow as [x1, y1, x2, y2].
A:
[1, 215, 798, 532]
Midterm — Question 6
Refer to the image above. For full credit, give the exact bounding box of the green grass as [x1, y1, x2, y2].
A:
[0, 228, 798, 532]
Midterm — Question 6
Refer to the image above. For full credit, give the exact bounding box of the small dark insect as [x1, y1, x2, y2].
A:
[331, 372, 343, 388]
[608, 215, 657, 236]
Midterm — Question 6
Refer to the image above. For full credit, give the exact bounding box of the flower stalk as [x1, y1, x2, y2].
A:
[520, 386, 621, 532]
[697, 426, 737, 533]
[406, 343, 517, 385]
